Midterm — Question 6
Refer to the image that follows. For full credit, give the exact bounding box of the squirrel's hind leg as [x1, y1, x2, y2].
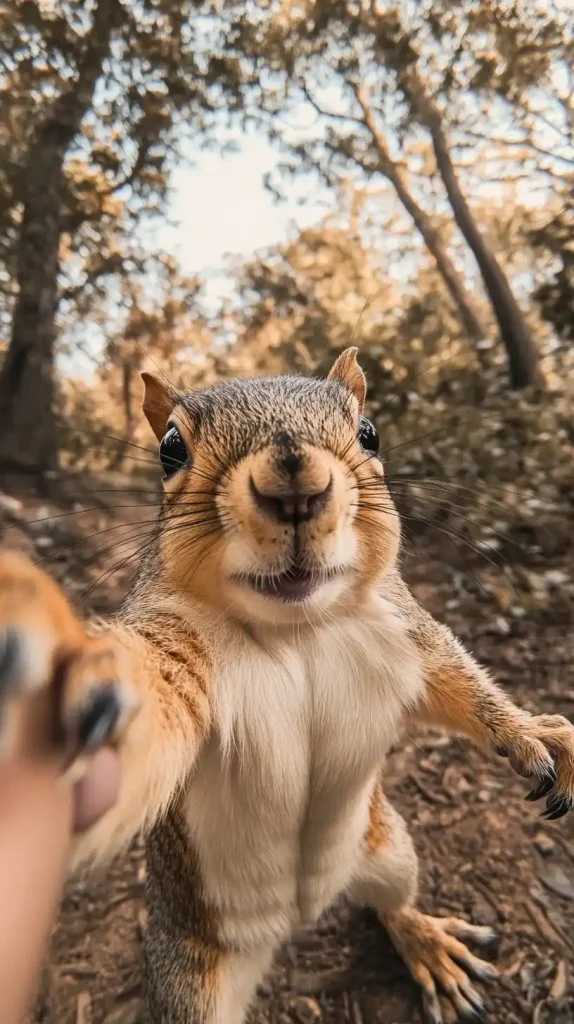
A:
[144, 935, 272, 1024]
[144, 814, 274, 1024]
[346, 782, 497, 1024]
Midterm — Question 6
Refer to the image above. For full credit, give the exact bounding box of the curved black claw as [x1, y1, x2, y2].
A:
[460, 1008, 486, 1023]
[75, 684, 122, 754]
[421, 991, 443, 1024]
[526, 766, 557, 802]
[542, 793, 572, 821]
[0, 629, 24, 699]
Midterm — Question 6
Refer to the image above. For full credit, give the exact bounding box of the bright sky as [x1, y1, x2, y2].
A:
[67, 130, 326, 378]
[158, 130, 331, 306]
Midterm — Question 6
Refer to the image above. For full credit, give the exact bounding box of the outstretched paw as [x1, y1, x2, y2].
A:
[496, 713, 574, 821]
[0, 550, 136, 764]
[383, 907, 498, 1023]
[58, 638, 137, 765]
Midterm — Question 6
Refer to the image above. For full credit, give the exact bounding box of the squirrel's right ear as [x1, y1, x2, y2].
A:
[141, 372, 177, 441]
[328, 347, 367, 413]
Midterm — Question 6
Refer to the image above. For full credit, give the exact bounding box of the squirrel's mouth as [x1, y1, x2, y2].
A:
[237, 565, 341, 602]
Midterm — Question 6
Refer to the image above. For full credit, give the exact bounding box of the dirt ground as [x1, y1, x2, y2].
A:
[1, 474, 573, 1024]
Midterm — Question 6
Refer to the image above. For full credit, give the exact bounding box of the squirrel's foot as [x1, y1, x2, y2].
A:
[0, 550, 136, 764]
[495, 714, 574, 820]
[383, 907, 498, 1023]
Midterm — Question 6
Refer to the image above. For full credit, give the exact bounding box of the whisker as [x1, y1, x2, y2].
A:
[354, 514, 421, 564]
[386, 479, 561, 547]
[402, 498, 526, 559]
[385, 483, 523, 525]
[346, 451, 379, 477]
[388, 474, 564, 510]
[133, 339, 182, 397]
[77, 535, 164, 605]
[32, 518, 161, 569]
[32, 503, 230, 569]
[171, 524, 236, 595]
[355, 512, 496, 599]
[396, 509, 514, 585]
[25, 503, 164, 527]
[379, 412, 503, 468]
[76, 515, 234, 605]
[57, 422, 159, 459]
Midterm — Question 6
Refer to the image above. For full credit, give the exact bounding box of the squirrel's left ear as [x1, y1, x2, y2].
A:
[141, 372, 178, 441]
[327, 347, 367, 413]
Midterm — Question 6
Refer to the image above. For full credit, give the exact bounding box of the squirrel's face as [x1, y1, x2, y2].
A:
[142, 349, 400, 628]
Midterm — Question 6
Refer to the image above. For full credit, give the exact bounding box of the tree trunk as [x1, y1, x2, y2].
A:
[384, 162, 487, 343]
[109, 358, 135, 471]
[0, 0, 123, 474]
[403, 70, 544, 389]
[354, 87, 487, 345]
[0, 142, 62, 473]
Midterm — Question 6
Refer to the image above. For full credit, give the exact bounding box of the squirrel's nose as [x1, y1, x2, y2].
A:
[249, 476, 332, 525]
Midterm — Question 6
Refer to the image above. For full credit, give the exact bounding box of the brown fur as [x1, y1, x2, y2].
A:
[383, 907, 497, 1022]
[386, 570, 574, 801]
[328, 347, 367, 411]
[365, 778, 392, 852]
[1, 349, 573, 1024]
[145, 808, 226, 1023]
[141, 371, 181, 441]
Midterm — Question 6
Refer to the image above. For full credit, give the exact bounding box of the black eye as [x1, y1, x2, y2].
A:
[357, 416, 379, 454]
[159, 425, 188, 479]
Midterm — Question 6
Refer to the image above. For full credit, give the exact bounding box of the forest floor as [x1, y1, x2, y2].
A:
[1, 471, 573, 1024]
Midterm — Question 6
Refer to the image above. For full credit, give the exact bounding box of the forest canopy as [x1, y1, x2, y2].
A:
[0, 0, 572, 480]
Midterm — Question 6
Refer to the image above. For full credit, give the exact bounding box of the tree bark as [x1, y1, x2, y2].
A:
[109, 358, 135, 471]
[353, 87, 486, 345]
[402, 69, 544, 389]
[384, 160, 487, 344]
[0, 0, 123, 474]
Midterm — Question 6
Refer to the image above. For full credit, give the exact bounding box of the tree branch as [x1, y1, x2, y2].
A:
[456, 128, 574, 168]
[350, 82, 394, 170]
[299, 79, 366, 131]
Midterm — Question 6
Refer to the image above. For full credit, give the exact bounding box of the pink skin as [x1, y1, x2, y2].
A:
[0, 747, 120, 1024]
[73, 747, 121, 832]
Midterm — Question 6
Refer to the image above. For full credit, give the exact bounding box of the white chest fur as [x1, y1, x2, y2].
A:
[183, 594, 423, 948]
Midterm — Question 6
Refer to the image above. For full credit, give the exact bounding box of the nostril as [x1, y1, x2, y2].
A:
[250, 476, 332, 525]
[307, 476, 332, 519]
[249, 478, 286, 522]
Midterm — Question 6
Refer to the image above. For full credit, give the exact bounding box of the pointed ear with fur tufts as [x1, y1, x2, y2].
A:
[327, 347, 367, 413]
[141, 372, 178, 441]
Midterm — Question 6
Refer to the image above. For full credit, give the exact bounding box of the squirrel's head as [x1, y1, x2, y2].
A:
[142, 348, 400, 628]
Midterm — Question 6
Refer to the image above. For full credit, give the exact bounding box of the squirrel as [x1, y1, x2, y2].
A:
[1, 347, 573, 1024]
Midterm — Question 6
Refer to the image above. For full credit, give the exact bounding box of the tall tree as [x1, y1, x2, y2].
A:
[305, 81, 487, 345]
[0, 0, 247, 473]
[230, 3, 487, 348]
[0, 0, 124, 473]
[224, 0, 572, 387]
[370, 2, 553, 387]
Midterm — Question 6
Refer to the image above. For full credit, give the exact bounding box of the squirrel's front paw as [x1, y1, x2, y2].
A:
[0, 550, 137, 762]
[57, 637, 138, 763]
[497, 714, 574, 821]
